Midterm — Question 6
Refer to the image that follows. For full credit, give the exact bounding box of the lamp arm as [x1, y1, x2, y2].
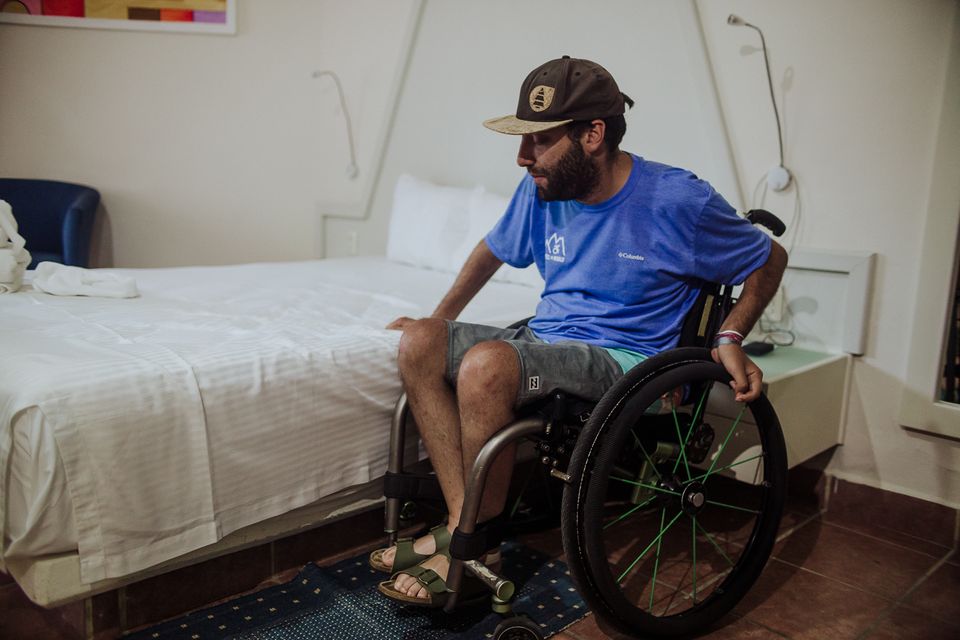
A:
[747, 24, 785, 167]
[313, 70, 360, 178]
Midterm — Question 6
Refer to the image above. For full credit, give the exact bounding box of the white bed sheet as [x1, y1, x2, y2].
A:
[0, 257, 540, 583]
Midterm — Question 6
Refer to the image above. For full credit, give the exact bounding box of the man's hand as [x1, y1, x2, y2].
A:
[386, 316, 417, 331]
[711, 343, 763, 403]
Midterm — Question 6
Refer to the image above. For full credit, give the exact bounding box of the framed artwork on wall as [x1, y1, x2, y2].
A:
[0, 0, 236, 34]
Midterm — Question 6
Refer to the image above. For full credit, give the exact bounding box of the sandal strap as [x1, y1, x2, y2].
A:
[428, 524, 452, 551]
[402, 564, 451, 595]
[393, 525, 451, 569]
[390, 536, 420, 570]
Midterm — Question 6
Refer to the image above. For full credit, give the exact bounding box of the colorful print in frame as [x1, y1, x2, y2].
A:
[0, 0, 235, 34]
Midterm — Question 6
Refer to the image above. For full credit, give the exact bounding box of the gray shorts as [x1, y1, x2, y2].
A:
[444, 320, 626, 408]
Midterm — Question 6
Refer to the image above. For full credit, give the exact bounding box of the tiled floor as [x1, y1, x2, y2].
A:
[550, 477, 960, 640]
[2, 475, 957, 639]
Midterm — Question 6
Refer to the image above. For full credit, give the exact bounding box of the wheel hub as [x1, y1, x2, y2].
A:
[681, 481, 707, 515]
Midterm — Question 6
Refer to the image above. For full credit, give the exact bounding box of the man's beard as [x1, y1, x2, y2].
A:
[531, 139, 601, 202]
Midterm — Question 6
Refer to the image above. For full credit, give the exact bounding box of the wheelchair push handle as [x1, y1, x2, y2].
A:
[745, 209, 786, 237]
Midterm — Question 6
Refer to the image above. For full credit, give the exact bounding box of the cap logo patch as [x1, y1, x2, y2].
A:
[529, 85, 555, 112]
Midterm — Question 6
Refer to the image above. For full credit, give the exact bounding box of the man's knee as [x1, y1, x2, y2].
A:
[456, 341, 520, 404]
[397, 318, 447, 376]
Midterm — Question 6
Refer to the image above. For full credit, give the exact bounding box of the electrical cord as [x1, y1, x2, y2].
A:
[758, 317, 796, 346]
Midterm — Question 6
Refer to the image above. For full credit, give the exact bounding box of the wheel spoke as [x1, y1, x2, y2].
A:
[648, 509, 667, 611]
[672, 386, 710, 480]
[690, 453, 765, 483]
[670, 401, 692, 480]
[681, 566, 734, 600]
[610, 476, 681, 497]
[703, 404, 747, 479]
[603, 495, 657, 530]
[617, 509, 683, 583]
[705, 499, 760, 514]
[629, 429, 664, 484]
[694, 518, 735, 567]
[690, 384, 710, 428]
[753, 450, 764, 485]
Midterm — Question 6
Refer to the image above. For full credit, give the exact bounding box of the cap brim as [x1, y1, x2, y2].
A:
[482, 115, 573, 135]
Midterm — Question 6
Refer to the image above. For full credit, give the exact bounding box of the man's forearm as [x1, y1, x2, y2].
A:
[720, 241, 788, 336]
[431, 240, 505, 320]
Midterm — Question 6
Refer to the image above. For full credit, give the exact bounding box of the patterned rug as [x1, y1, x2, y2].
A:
[126, 541, 587, 639]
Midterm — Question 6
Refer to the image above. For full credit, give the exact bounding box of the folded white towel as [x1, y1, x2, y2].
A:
[0, 249, 26, 282]
[0, 257, 24, 294]
[0, 199, 31, 294]
[32, 262, 139, 298]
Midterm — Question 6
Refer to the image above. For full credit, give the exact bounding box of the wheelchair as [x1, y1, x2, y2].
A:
[382, 211, 787, 639]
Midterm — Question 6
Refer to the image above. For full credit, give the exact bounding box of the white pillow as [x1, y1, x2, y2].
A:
[386, 174, 543, 289]
[386, 174, 478, 272]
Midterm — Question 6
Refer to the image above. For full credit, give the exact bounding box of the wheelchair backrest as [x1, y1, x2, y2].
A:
[677, 282, 727, 349]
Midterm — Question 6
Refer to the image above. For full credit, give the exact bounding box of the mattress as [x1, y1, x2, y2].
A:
[0, 257, 540, 584]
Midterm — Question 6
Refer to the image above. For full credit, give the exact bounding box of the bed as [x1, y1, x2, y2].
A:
[0, 175, 541, 606]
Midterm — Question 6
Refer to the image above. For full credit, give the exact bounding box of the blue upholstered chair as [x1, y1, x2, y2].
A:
[0, 179, 101, 269]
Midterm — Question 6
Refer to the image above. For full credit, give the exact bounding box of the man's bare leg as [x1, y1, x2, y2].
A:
[391, 340, 520, 599]
[379, 319, 465, 572]
[457, 341, 519, 524]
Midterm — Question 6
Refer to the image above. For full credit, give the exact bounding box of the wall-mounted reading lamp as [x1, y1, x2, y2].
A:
[727, 14, 791, 191]
[312, 69, 360, 180]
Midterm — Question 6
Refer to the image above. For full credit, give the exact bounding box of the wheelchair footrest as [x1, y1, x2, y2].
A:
[464, 559, 515, 604]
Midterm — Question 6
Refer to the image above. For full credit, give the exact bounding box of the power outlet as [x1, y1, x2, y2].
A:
[763, 285, 786, 324]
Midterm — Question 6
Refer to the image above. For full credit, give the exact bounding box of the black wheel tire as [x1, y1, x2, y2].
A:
[494, 614, 543, 640]
[561, 348, 787, 638]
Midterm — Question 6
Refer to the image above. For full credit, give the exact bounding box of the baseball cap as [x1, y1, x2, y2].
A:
[483, 56, 631, 135]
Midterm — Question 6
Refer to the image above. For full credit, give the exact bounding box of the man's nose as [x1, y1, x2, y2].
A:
[517, 136, 534, 168]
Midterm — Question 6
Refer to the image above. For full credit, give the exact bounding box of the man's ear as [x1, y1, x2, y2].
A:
[580, 119, 607, 155]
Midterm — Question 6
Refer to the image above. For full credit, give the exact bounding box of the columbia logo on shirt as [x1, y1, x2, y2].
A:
[545, 233, 566, 263]
[617, 251, 645, 262]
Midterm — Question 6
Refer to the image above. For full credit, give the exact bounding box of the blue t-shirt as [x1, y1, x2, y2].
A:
[484, 154, 772, 356]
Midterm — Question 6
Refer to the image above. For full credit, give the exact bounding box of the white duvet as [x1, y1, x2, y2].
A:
[0, 257, 540, 583]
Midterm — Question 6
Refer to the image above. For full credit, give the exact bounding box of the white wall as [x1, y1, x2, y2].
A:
[333, 0, 742, 262]
[1, 0, 958, 507]
[696, 0, 959, 507]
[0, 0, 416, 267]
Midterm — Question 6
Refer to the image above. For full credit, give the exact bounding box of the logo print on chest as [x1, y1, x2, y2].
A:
[545, 233, 566, 263]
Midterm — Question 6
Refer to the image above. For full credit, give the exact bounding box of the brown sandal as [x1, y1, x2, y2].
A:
[368, 524, 451, 574]
[377, 550, 488, 608]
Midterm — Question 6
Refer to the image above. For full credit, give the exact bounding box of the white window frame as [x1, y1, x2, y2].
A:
[899, 8, 960, 439]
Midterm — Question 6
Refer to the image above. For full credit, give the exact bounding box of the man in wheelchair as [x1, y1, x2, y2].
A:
[375, 56, 788, 614]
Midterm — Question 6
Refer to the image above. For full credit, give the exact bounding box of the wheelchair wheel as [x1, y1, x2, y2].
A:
[561, 348, 787, 638]
[494, 615, 543, 640]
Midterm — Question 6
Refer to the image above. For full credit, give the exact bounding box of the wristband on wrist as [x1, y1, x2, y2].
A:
[713, 330, 745, 348]
[716, 330, 744, 340]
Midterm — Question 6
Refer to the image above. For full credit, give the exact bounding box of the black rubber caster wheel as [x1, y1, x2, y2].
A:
[494, 615, 543, 640]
